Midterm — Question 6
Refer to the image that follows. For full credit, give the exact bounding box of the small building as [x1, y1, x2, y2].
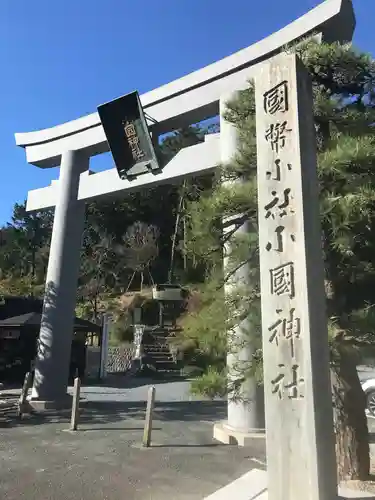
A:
[0, 296, 100, 382]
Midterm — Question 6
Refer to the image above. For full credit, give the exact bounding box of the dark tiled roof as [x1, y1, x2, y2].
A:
[0, 312, 100, 332]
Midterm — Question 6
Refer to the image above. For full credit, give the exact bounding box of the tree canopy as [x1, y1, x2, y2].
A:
[180, 40, 375, 480]
[0, 125, 210, 316]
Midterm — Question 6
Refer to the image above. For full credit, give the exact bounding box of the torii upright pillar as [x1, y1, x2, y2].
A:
[213, 93, 265, 445]
[30, 150, 89, 407]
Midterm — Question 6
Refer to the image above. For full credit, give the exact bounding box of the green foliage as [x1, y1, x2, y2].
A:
[0, 202, 53, 285]
[110, 312, 134, 345]
[0, 127, 208, 317]
[190, 366, 227, 399]
[182, 40, 375, 398]
[0, 276, 44, 298]
[159, 125, 204, 162]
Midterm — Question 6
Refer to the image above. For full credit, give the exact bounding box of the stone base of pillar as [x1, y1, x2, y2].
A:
[203, 468, 368, 500]
[26, 394, 73, 412]
[213, 421, 265, 446]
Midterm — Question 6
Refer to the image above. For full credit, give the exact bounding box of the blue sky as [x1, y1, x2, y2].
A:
[0, 0, 371, 224]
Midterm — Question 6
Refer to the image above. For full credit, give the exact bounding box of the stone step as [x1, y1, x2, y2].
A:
[147, 358, 175, 364]
[152, 358, 175, 364]
[151, 362, 179, 371]
[143, 349, 171, 356]
[204, 469, 267, 500]
[145, 350, 170, 353]
[144, 349, 172, 354]
[145, 334, 175, 340]
[144, 352, 171, 358]
[147, 341, 175, 346]
[142, 344, 170, 350]
[203, 469, 374, 500]
[147, 357, 174, 363]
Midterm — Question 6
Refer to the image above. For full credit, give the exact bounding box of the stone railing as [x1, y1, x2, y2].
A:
[86, 345, 135, 377]
[107, 345, 135, 373]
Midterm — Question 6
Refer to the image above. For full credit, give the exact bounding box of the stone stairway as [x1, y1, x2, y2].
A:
[143, 344, 178, 373]
[141, 327, 180, 374]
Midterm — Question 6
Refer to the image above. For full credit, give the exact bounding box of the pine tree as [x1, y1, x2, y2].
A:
[0, 201, 53, 283]
[182, 40, 375, 480]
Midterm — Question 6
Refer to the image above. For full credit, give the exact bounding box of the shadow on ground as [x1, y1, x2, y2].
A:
[0, 399, 226, 429]
[1, 374, 189, 393]
[83, 374, 188, 389]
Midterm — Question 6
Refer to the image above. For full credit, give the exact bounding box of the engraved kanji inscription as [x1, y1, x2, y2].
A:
[270, 367, 285, 399]
[266, 225, 284, 252]
[265, 121, 291, 153]
[266, 225, 282, 252]
[123, 121, 145, 161]
[286, 364, 304, 399]
[268, 308, 301, 357]
[270, 262, 295, 298]
[128, 136, 145, 161]
[127, 136, 139, 148]
[266, 226, 295, 252]
[263, 81, 289, 115]
[124, 121, 136, 138]
[264, 188, 294, 219]
[271, 363, 304, 400]
[266, 159, 292, 181]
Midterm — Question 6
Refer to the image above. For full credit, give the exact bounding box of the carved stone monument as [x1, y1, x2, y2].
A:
[255, 53, 337, 499]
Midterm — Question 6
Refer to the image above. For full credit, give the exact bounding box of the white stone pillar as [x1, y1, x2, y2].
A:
[31, 150, 89, 406]
[255, 53, 336, 500]
[99, 314, 111, 380]
[214, 92, 264, 445]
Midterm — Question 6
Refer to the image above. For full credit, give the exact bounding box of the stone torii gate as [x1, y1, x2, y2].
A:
[15, 0, 354, 444]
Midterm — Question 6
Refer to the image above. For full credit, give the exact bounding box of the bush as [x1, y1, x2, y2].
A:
[110, 311, 133, 345]
[190, 366, 227, 399]
[180, 365, 205, 377]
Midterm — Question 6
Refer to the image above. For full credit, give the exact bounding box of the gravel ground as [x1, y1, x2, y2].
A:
[0, 377, 266, 500]
[3, 376, 375, 499]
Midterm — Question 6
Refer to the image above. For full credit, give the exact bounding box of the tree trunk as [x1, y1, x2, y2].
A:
[31, 246, 36, 279]
[93, 295, 98, 324]
[183, 209, 187, 272]
[169, 181, 186, 283]
[331, 350, 370, 481]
